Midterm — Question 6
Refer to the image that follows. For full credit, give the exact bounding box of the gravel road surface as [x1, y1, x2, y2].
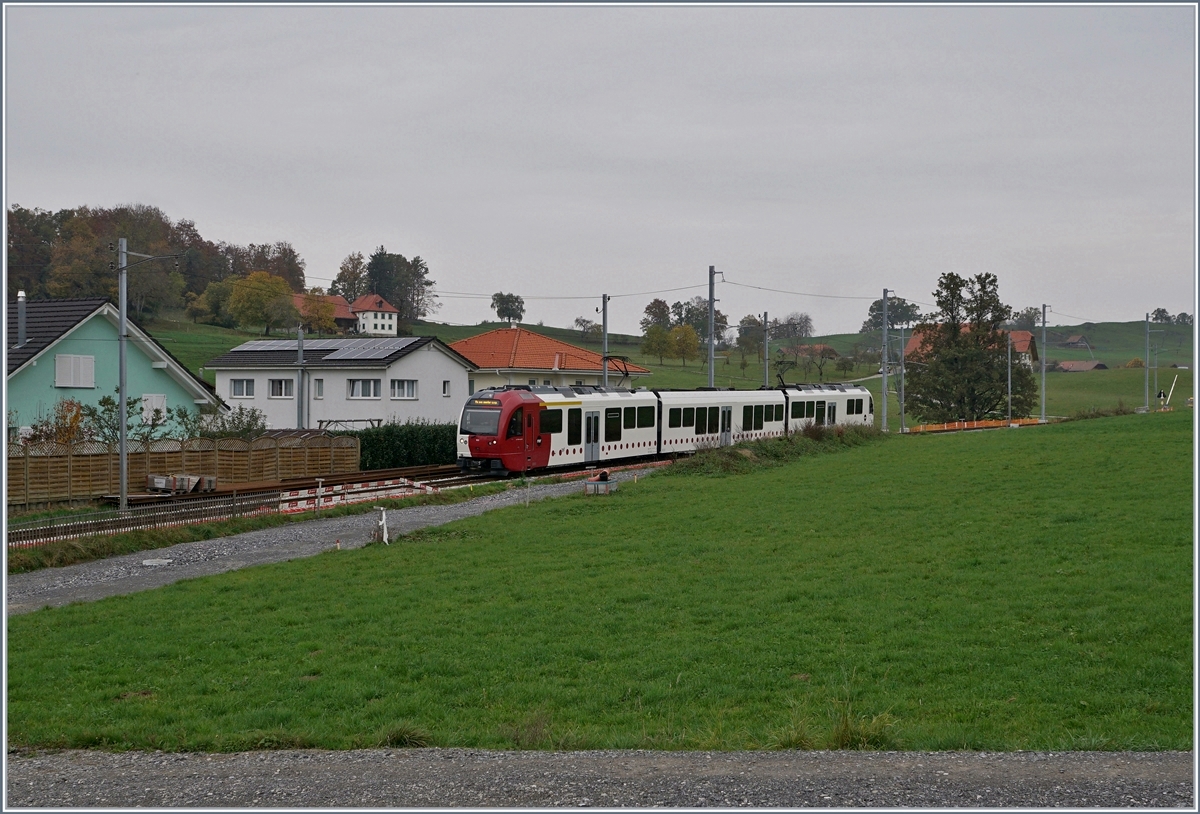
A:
[6, 748, 1192, 807]
[7, 467, 1192, 807]
[7, 470, 648, 616]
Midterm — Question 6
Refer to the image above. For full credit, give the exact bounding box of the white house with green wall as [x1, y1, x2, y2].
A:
[6, 295, 223, 435]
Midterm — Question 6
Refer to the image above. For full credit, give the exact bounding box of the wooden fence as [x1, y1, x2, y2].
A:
[7, 435, 360, 507]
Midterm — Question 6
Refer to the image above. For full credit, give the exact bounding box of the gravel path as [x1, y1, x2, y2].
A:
[7, 470, 646, 616]
[6, 748, 1192, 807]
[6, 466, 1192, 807]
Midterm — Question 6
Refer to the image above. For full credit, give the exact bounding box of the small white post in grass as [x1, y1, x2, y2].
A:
[315, 478, 324, 517]
[375, 507, 389, 545]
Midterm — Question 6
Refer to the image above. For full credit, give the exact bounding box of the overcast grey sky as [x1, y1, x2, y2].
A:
[4, 4, 1195, 335]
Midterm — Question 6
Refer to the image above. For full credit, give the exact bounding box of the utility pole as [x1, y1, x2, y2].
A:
[898, 325, 906, 432]
[601, 294, 610, 388]
[1040, 304, 1048, 422]
[113, 239, 183, 512]
[1145, 312, 1150, 410]
[763, 311, 769, 389]
[118, 238, 128, 511]
[297, 325, 305, 429]
[707, 266, 716, 388]
[881, 288, 890, 432]
[1007, 331, 1012, 423]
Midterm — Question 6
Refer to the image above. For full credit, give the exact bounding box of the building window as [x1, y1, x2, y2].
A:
[529, 378, 537, 386]
[313, 379, 324, 399]
[231, 379, 255, 398]
[269, 379, 294, 398]
[141, 394, 167, 422]
[348, 379, 381, 399]
[442, 380, 451, 397]
[468, 379, 475, 395]
[391, 379, 417, 399]
[543, 379, 551, 386]
[54, 354, 95, 388]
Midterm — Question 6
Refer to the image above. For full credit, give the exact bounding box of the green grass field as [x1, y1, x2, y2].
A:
[7, 411, 1191, 752]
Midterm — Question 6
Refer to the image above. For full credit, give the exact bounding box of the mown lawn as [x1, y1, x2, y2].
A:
[6, 411, 1191, 752]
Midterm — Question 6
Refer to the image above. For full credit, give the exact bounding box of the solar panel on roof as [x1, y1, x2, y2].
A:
[324, 337, 418, 361]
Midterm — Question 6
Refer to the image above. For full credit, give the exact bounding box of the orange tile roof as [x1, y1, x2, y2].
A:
[903, 326, 1037, 358]
[293, 293, 354, 321]
[349, 294, 398, 314]
[450, 328, 650, 375]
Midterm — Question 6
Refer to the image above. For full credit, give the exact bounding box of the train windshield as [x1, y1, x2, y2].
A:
[460, 407, 501, 436]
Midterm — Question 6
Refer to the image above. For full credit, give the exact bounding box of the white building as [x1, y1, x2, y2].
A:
[349, 294, 400, 337]
[205, 337, 476, 430]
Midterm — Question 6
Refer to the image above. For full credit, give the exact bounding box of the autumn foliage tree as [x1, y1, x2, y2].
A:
[229, 272, 297, 335]
[669, 324, 700, 367]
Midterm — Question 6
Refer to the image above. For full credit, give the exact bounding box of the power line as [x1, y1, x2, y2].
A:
[723, 279, 877, 301]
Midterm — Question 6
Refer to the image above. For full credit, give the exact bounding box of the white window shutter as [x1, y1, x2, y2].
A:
[81, 356, 95, 388]
[55, 355, 71, 387]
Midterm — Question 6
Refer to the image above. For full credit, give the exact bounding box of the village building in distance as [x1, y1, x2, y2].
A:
[450, 327, 651, 391]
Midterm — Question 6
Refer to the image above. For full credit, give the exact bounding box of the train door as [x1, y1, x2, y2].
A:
[826, 402, 837, 426]
[720, 406, 732, 446]
[584, 410, 600, 463]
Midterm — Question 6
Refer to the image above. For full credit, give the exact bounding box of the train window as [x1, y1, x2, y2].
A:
[624, 406, 636, 429]
[459, 408, 501, 436]
[815, 401, 825, 425]
[775, 404, 785, 421]
[806, 401, 815, 419]
[506, 408, 524, 438]
[791, 401, 802, 419]
[753, 404, 763, 430]
[682, 407, 694, 427]
[568, 408, 582, 445]
[709, 407, 719, 433]
[637, 406, 655, 428]
[743, 405, 753, 429]
[853, 398, 864, 415]
[669, 408, 682, 428]
[694, 406, 708, 435]
[605, 408, 622, 442]
[539, 408, 563, 434]
[869, 397, 874, 414]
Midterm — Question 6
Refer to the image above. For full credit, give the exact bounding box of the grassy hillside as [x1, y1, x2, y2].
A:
[147, 313, 1192, 417]
[7, 411, 1191, 752]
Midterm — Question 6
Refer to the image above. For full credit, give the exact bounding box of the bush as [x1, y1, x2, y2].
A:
[340, 420, 458, 470]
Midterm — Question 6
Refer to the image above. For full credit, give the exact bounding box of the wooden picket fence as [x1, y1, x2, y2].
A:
[906, 417, 1044, 434]
[6, 434, 360, 507]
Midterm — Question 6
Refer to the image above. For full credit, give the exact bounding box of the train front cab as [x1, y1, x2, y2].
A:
[457, 390, 554, 475]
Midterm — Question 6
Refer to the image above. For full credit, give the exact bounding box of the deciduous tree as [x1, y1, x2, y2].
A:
[860, 297, 922, 332]
[331, 252, 368, 300]
[669, 324, 700, 367]
[491, 292, 525, 324]
[640, 298, 671, 334]
[228, 272, 295, 335]
[641, 324, 671, 364]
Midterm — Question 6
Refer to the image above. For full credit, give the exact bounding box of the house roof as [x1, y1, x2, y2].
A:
[6, 297, 110, 375]
[1058, 360, 1108, 372]
[450, 328, 650, 375]
[789, 343, 840, 357]
[205, 335, 476, 370]
[903, 326, 1038, 361]
[1064, 334, 1088, 344]
[5, 296, 220, 403]
[293, 293, 355, 322]
[349, 294, 398, 315]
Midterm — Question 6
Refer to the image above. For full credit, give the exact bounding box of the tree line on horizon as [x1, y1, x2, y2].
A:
[6, 204, 436, 335]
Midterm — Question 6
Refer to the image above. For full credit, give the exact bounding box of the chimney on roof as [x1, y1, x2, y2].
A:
[17, 290, 26, 347]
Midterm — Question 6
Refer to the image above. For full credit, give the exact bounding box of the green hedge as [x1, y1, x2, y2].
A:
[338, 421, 458, 470]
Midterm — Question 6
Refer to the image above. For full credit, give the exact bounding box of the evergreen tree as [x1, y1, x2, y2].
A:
[906, 272, 1036, 422]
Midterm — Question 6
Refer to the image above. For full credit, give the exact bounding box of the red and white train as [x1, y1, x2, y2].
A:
[456, 383, 873, 475]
